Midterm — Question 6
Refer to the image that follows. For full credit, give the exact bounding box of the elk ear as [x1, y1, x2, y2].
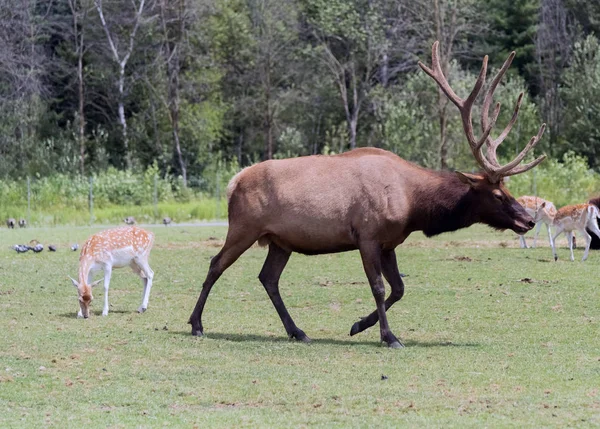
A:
[69, 276, 79, 288]
[90, 279, 102, 288]
[455, 171, 482, 187]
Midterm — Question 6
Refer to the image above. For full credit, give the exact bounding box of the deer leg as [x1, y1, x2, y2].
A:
[258, 243, 309, 342]
[551, 226, 564, 261]
[357, 243, 402, 348]
[350, 249, 405, 340]
[580, 230, 592, 262]
[134, 257, 154, 313]
[566, 232, 575, 261]
[533, 222, 542, 248]
[102, 267, 112, 316]
[189, 231, 258, 336]
[546, 223, 554, 249]
[519, 234, 527, 249]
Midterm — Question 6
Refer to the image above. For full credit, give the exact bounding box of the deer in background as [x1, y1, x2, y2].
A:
[6, 218, 15, 229]
[551, 204, 600, 262]
[70, 226, 155, 318]
[516, 196, 556, 248]
[188, 41, 546, 348]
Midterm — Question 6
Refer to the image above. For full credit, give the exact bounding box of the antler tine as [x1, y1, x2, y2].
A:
[418, 41, 464, 108]
[486, 93, 524, 167]
[475, 102, 501, 153]
[419, 41, 493, 174]
[496, 123, 547, 177]
[480, 51, 516, 167]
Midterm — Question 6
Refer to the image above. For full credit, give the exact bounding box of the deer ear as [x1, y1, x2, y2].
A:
[90, 279, 102, 288]
[69, 276, 79, 288]
[540, 202, 546, 209]
[456, 171, 482, 187]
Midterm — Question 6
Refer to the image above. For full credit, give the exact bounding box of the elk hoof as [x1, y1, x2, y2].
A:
[191, 328, 204, 337]
[554, 256, 558, 262]
[349, 321, 362, 336]
[291, 329, 311, 343]
[387, 340, 404, 349]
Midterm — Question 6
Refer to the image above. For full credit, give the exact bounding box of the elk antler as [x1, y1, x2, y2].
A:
[418, 41, 546, 182]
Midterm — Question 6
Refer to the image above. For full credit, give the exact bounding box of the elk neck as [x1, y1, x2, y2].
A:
[407, 170, 479, 237]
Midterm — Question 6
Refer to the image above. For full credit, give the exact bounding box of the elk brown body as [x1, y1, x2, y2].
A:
[189, 41, 546, 348]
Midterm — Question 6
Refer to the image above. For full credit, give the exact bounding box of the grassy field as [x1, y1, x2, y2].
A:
[0, 224, 598, 428]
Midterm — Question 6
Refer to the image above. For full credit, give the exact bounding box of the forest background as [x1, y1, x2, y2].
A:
[1, 0, 600, 224]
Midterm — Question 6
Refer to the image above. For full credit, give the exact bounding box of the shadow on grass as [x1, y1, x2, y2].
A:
[57, 309, 132, 318]
[168, 330, 480, 348]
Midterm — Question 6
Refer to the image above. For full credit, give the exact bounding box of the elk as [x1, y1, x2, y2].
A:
[516, 196, 556, 248]
[70, 226, 155, 318]
[551, 204, 600, 262]
[189, 41, 546, 348]
[6, 218, 15, 229]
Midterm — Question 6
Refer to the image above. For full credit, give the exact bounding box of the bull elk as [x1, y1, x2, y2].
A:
[189, 42, 546, 348]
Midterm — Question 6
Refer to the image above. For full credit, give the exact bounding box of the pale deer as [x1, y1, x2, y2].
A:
[70, 226, 155, 318]
[6, 218, 15, 229]
[188, 41, 546, 348]
[516, 196, 556, 248]
[551, 204, 600, 262]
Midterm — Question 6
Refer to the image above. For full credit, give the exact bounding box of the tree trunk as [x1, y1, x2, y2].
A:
[117, 65, 131, 169]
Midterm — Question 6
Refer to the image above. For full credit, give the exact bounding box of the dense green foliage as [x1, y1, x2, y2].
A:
[1, 0, 600, 184]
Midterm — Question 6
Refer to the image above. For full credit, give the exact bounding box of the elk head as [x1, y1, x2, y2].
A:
[419, 42, 546, 234]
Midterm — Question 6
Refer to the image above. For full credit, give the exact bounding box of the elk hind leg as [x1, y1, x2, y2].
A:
[358, 243, 402, 348]
[258, 243, 309, 342]
[350, 249, 404, 343]
[189, 228, 259, 336]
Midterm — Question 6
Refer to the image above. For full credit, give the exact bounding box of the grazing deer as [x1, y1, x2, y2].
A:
[188, 41, 546, 348]
[551, 204, 600, 262]
[162, 217, 172, 226]
[516, 196, 556, 248]
[18, 218, 27, 228]
[124, 216, 136, 225]
[6, 218, 15, 229]
[70, 226, 155, 318]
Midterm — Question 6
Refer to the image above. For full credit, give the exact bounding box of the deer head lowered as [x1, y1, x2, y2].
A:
[188, 42, 546, 348]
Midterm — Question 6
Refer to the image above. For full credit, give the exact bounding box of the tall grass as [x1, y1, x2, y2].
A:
[0, 166, 231, 225]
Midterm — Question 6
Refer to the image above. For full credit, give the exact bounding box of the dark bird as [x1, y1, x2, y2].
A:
[31, 244, 44, 253]
[71, 244, 79, 251]
[48, 245, 57, 252]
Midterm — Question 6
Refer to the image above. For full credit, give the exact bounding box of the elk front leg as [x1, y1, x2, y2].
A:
[258, 244, 309, 342]
[189, 231, 258, 336]
[350, 249, 405, 346]
[357, 243, 402, 348]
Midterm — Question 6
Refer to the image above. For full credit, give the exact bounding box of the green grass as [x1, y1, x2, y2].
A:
[0, 225, 598, 427]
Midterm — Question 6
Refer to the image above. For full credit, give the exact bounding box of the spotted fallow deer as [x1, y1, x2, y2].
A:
[551, 204, 600, 262]
[188, 41, 546, 348]
[70, 226, 155, 318]
[516, 196, 556, 248]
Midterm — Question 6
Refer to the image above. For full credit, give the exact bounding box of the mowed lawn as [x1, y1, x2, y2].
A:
[0, 224, 598, 428]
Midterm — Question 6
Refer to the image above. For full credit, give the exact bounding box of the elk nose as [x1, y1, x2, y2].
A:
[527, 220, 535, 228]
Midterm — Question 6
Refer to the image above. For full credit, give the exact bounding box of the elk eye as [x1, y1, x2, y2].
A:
[493, 191, 504, 201]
